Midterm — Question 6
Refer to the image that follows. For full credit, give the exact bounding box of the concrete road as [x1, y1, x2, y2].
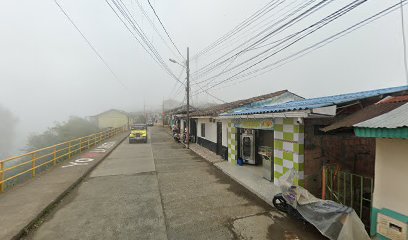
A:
[26, 127, 325, 240]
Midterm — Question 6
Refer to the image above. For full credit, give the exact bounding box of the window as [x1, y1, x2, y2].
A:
[201, 123, 206, 137]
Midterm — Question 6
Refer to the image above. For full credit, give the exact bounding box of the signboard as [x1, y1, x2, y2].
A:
[232, 119, 273, 130]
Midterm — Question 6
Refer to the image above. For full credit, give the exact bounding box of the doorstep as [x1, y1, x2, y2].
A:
[189, 143, 281, 207]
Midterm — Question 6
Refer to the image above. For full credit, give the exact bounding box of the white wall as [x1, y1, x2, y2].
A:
[373, 138, 408, 216]
[197, 118, 217, 143]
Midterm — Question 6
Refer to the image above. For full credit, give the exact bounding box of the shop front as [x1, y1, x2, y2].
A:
[229, 118, 275, 181]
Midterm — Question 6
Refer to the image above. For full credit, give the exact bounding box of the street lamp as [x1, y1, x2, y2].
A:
[169, 58, 185, 68]
[169, 48, 190, 149]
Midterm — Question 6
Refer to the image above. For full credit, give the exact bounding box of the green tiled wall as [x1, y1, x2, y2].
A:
[273, 117, 304, 186]
[227, 122, 237, 164]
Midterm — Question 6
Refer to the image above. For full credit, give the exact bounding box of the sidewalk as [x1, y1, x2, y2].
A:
[189, 143, 281, 207]
[0, 132, 129, 240]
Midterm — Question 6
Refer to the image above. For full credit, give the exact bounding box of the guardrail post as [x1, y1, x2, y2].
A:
[68, 142, 71, 159]
[0, 161, 4, 192]
[53, 146, 57, 165]
[32, 153, 36, 177]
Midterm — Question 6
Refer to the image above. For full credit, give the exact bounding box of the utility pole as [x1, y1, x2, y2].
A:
[162, 97, 165, 127]
[144, 100, 146, 124]
[186, 47, 190, 149]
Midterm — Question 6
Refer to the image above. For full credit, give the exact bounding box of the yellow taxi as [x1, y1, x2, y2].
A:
[129, 124, 148, 143]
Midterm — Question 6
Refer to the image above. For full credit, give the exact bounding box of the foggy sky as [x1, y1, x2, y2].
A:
[0, 0, 407, 150]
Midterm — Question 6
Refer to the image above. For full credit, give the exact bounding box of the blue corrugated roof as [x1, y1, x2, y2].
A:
[227, 85, 408, 116]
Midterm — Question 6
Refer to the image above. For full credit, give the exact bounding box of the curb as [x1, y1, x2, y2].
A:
[12, 133, 129, 240]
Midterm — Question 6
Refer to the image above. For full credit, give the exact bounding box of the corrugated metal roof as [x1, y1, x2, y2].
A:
[354, 103, 408, 128]
[354, 127, 408, 139]
[191, 90, 290, 117]
[227, 85, 408, 116]
[377, 95, 408, 104]
[321, 101, 406, 132]
[225, 91, 304, 115]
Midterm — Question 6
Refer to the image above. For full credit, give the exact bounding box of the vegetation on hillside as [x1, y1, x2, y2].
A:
[28, 116, 99, 149]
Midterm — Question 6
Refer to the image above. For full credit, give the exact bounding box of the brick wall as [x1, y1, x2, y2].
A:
[304, 118, 375, 197]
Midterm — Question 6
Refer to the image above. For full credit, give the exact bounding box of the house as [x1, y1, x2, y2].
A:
[219, 86, 408, 230]
[191, 90, 304, 161]
[90, 109, 130, 130]
[351, 96, 408, 238]
[165, 105, 198, 137]
[222, 85, 408, 193]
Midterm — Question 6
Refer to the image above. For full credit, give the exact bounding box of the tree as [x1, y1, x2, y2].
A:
[28, 116, 99, 149]
[0, 104, 18, 158]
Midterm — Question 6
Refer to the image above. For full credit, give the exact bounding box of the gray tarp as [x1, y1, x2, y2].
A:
[279, 170, 370, 240]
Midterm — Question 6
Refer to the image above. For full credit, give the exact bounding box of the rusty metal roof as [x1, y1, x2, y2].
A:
[377, 95, 408, 104]
[191, 90, 290, 117]
[321, 101, 406, 132]
[354, 102, 408, 128]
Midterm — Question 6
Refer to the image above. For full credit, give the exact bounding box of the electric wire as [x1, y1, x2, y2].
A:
[193, 0, 368, 95]
[191, 0, 282, 60]
[191, 0, 330, 80]
[193, 0, 346, 87]
[147, 0, 184, 59]
[191, 0, 303, 63]
[106, 0, 184, 85]
[134, 0, 180, 60]
[54, 0, 129, 91]
[197, 0, 368, 94]
[193, 0, 407, 96]
[400, 0, 408, 84]
[112, 0, 180, 83]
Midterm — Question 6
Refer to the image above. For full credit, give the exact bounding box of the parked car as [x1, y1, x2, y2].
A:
[129, 124, 147, 143]
[147, 121, 154, 126]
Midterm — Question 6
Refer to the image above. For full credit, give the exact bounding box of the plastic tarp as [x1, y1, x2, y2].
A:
[279, 170, 370, 240]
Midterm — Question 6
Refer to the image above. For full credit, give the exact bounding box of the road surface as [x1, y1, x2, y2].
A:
[25, 126, 324, 240]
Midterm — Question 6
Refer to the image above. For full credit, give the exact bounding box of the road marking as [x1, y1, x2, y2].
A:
[62, 158, 94, 168]
[89, 141, 116, 153]
[61, 141, 116, 168]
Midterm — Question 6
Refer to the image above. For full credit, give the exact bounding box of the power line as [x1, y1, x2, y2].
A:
[400, 0, 408, 84]
[191, 0, 282, 60]
[193, 0, 407, 96]
[193, 0, 368, 95]
[147, 0, 184, 59]
[191, 0, 330, 80]
[54, 0, 128, 91]
[106, 0, 184, 85]
[169, 66, 186, 97]
[195, 0, 363, 91]
[134, 0, 180, 60]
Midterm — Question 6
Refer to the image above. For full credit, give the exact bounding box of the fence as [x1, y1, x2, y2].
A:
[322, 165, 373, 228]
[0, 126, 128, 193]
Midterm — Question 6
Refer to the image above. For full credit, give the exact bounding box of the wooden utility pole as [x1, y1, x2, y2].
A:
[186, 47, 190, 149]
[162, 97, 165, 127]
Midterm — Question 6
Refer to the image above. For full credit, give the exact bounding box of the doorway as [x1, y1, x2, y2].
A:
[216, 122, 223, 155]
